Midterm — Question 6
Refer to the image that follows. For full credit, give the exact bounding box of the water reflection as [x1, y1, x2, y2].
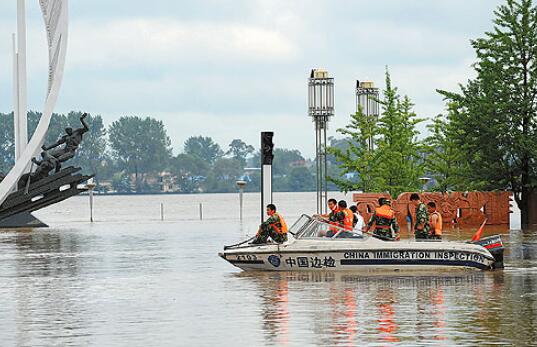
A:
[258, 273, 289, 345]
[430, 288, 446, 341]
[235, 271, 521, 345]
[375, 288, 398, 343]
[1, 230, 89, 346]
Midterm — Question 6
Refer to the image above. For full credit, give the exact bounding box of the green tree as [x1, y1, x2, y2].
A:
[327, 107, 380, 192]
[0, 112, 14, 174]
[27, 111, 67, 145]
[438, 0, 537, 225]
[424, 107, 468, 192]
[226, 139, 254, 167]
[375, 72, 424, 196]
[184, 136, 223, 164]
[169, 153, 209, 193]
[285, 166, 315, 191]
[204, 157, 243, 192]
[329, 69, 424, 196]
[251, 148, 307, 191]
[111, 172, 132, 193]
[108, 116, 172, 192]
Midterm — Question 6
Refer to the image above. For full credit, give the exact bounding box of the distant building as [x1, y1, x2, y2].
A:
[290, 160, 307, 168]
[158, 171, 175, 192]
[98, 180, 113, 193]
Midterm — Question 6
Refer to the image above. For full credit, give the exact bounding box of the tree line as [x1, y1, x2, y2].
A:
[0, 111, 318, 193]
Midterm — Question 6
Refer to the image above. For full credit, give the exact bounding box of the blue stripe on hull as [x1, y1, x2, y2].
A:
[340, 258, 489, 270]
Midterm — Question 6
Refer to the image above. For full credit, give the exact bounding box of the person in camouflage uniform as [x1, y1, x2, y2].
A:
[410, 193, 430, 240]
[324, 198, 339, 223]
[328, 200, 354, 238]
[252, 204, 288, 244]
[365, 198, 400, 241]
[318, 199, 339, 237]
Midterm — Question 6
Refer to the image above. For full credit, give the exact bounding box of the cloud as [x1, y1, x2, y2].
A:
[67, 18, 299, 68]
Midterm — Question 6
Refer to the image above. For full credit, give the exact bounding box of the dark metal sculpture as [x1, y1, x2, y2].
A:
[16, 151, 58, 190]
[16, 113, 89, 190]
[0, 113, 93, 228]
[43, 112, 89, 167]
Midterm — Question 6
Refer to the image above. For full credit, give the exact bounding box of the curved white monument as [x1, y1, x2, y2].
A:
[0, 0, 69, 206]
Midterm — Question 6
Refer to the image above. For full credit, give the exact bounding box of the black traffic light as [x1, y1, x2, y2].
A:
[261, 132, 274, 165]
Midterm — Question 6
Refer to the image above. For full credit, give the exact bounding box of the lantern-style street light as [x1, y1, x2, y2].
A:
[308, 69, 334, 214]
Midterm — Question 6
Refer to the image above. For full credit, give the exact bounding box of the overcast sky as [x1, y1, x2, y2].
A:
[0, 0, 504, 158]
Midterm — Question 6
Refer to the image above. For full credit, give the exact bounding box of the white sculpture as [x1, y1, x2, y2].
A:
[0, 0, 69, 206]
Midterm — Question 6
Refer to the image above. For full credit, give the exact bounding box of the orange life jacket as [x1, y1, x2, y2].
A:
[374, 205, 394, 229]
[341, 208, 354, 230]
[270, 213, 288, 234]
[430, 211, 443, 236]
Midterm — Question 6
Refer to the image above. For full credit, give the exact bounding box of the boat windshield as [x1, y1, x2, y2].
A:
[291, 214, 365, 240]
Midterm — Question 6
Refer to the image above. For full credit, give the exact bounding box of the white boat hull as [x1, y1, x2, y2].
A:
[220, 238, 498, 272]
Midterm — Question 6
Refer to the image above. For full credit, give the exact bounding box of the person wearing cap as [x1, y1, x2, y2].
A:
[365, 198, 400, 241]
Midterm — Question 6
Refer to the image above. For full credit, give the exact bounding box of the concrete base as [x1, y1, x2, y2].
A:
[0, 211, 48, 229]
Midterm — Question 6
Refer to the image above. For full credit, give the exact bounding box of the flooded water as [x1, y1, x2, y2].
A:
[0, 192, 536, 346]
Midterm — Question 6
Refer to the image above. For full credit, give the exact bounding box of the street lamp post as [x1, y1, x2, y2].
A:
[356, 80, 379, 151]
[308, 69, 334, 214]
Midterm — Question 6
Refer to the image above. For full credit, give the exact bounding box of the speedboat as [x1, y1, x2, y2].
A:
[219, 215, 504, 272]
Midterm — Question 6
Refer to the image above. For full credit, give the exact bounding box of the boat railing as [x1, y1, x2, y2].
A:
[294, 214, 365, 240]
[224, 214, 365, 250]
[223, 214, 319, 250]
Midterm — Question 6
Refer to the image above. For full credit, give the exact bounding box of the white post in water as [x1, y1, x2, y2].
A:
[236, 180, 247, 221]
[86, 178, 96, 222]
[199, 203, 203, 220]
[160, 203, 164, 221]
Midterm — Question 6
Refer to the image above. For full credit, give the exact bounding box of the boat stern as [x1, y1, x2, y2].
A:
[471, 235, 504, 269]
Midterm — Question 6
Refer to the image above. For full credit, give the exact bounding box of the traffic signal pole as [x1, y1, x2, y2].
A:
[260, 132, 274, 223]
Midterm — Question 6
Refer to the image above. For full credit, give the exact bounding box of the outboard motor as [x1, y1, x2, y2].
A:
[471, 235, 504, 269]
